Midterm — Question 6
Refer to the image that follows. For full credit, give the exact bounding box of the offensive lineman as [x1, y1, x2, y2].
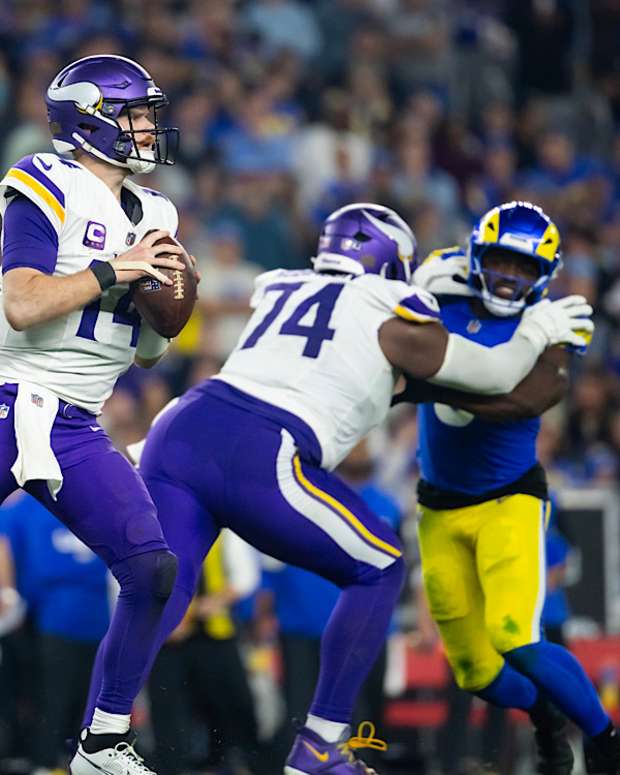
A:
[85, 203, 593, 774]
[397, 201, 620, 775]
[0, 56, 190, 775]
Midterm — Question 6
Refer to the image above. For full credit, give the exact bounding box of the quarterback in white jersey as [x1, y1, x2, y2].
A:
[94, 203, 593, 775]
[0, 55, 191, 775]
[0, 151, 178, 412]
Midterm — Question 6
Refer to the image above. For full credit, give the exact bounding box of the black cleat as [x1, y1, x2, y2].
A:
[584, 724, 620, 774]
[529, 697, 574, 775]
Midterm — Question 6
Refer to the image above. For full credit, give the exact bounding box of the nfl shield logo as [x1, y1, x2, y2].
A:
[0, 404, 9, 420]
[126, 232, 136, 246]
[467, 319, 482, 334]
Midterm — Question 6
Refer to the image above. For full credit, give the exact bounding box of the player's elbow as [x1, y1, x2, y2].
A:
[134, 354, 162, 369]
[3, 298, 31, 331]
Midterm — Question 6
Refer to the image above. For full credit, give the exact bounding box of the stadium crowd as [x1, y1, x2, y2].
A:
[0, 1, 619, 774]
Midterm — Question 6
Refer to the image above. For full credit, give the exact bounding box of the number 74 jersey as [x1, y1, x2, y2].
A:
[0, 153, 178, 413]
[217, 268, 440, 470]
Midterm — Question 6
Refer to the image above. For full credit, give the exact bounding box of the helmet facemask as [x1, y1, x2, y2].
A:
[472, 246, 548, 317]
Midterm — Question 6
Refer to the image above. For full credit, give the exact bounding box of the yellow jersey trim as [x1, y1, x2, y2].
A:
[393, 304, 437, 323]
[5, 168, 65, 224]
[292, 455, 402, 559]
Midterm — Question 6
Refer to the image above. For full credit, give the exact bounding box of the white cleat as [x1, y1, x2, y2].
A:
[70, 739, 155, 775]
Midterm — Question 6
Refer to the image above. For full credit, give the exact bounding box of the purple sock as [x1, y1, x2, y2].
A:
[310, 557, 405, 722]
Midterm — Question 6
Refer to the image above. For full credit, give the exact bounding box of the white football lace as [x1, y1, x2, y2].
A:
[111, 742, 154, 774]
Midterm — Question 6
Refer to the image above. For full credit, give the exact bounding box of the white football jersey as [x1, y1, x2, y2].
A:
[217, 269, 440, 469]
[0, 153, 178, 413]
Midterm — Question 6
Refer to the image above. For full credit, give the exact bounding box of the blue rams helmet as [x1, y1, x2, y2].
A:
[468, 201, 562, 317]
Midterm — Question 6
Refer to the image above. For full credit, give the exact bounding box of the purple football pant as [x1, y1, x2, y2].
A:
[84, 379, 406, 726]
[0, 383, 176, 717]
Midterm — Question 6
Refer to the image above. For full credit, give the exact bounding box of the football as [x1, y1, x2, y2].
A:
[131, 233, 198, 339]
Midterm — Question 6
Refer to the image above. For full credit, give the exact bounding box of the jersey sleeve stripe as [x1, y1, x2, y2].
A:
[13, 156, 65, 207]
[4, 168, 65, 225]
[393, 304, 438, 323]
[293, 454, 402, 559]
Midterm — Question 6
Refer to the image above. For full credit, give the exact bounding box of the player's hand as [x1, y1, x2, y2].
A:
[189, 254, 201, 285]
[111, 229, 186, 286]
[413, 253, 469, 294]
[518, 295, 594, 350]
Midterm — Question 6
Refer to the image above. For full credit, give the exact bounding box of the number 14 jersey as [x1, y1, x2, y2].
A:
[217, 268, 440, 470]
[0, 153, 178, 413]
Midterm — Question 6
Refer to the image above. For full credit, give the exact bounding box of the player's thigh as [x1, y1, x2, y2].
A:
[28, 448, 168, 567]
[145, 475, 219, 597]
[476, 494, 547, 653]
[223, 428, 403, 588]
[418, 505, 503, 691]
[417, 505, 477, 621]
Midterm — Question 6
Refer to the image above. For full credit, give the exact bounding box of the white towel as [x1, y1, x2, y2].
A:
[10, 382, 63, 499]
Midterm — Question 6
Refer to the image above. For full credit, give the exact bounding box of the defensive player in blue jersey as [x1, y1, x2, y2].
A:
[397, 202, 619, 775]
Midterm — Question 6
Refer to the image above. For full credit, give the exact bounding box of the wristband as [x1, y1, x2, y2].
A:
[90, 260, 117, 292]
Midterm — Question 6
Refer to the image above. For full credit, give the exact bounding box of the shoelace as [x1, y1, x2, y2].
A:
[337, 721, 388, 773]
[111, 741, 155, 774]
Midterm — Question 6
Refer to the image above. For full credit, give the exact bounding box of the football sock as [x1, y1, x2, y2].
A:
[505, 641, 610, 737]
[306, 715, 349, 743]
[475, 662, 538, 710]
[89, 707, 131, 736]
[309, 557, 405, 722]
[81, 726, 132, 754]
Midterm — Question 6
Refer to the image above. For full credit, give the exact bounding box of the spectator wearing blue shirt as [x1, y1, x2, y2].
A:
[0, 493, 109, 773]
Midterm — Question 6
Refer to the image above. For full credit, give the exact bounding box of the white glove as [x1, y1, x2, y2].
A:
[413, 253, 471, 296]
[518, 295, 594, 351]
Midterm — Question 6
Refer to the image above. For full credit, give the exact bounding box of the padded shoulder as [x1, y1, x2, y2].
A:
[353, 274, 441, 324]
[0, 153, 70, 236]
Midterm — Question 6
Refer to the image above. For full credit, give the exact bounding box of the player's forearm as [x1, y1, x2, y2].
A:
[396, 347, 569, 420]
[429, 332, 542, 395]
[3, 268, 102, 330]
[134, 321, 169, 368]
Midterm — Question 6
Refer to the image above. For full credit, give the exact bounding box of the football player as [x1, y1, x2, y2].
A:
[84, 202, 593, 775]
[400, 201, 619, 775]
[0, 55, 191, 775]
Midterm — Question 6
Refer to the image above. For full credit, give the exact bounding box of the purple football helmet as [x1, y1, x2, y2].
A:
[313, 203, 417, 283]
[46, 55, 178, 174]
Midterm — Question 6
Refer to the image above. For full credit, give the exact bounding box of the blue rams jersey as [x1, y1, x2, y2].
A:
[417, 295, 540, 495]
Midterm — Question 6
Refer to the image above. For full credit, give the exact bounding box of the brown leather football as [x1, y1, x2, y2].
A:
[131, 233, 197, 339]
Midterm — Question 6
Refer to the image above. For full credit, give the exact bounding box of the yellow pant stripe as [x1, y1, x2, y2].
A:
[292, 455, 401, 559]
[6, 168, 65, 224]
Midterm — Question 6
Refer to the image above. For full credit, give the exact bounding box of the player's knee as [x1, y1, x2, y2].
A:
[486, 615, 528, 655]
[385, 554, 406, 592]
[152, 550, 178, 601]
[112, 549, 178, 603]
[356, 552, 405, 592]
[451, 656, 499, 693]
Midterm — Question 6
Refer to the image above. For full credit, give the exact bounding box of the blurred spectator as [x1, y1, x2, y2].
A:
[148, 530, 260, 775]
[212, 174, 303, 271]
[197, 222, 262, 360]
[245, 0, 323, 62]
[391, 133, 460, 217]
[293, 89, 373, 213]
[0, 493, 109, 774]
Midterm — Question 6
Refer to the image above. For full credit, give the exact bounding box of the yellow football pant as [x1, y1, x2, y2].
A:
[418, 494, 549, 692]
